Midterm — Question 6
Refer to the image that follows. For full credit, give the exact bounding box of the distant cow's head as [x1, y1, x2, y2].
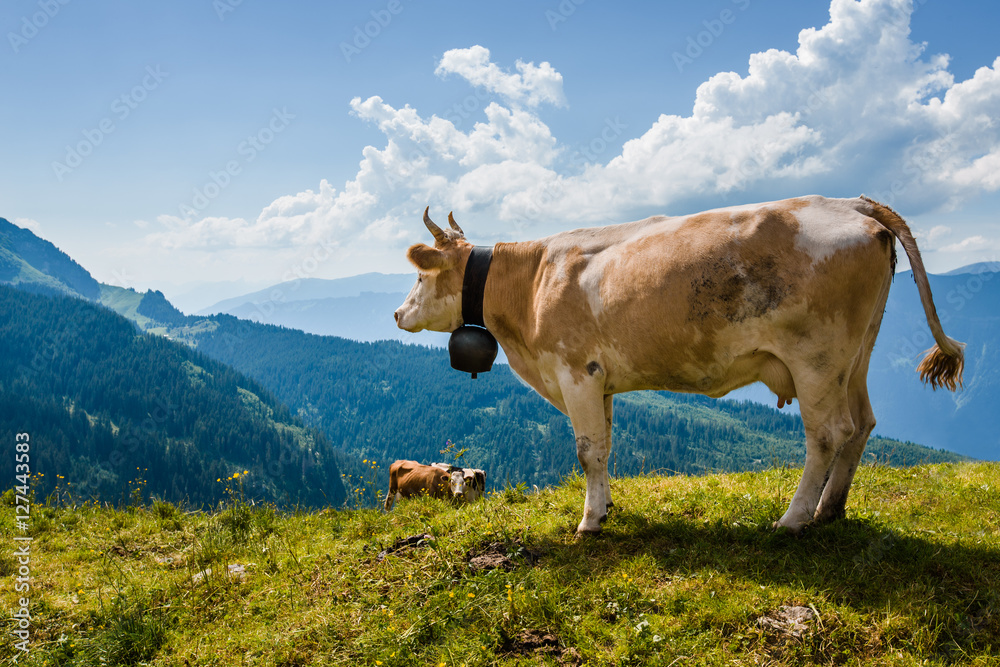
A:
[394, 208, 472, 333]
[447, 468, 466, 499]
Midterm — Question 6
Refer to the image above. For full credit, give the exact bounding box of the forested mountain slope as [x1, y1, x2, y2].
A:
[0, 285, 344, 507]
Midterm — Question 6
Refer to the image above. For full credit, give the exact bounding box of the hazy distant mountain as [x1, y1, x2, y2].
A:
[219, 291, 449, 347]
[197, 274, 417, 315]
[866, 267, 1000, 460]
[0, 217, 101, 300]
[943, 261, 1000, 276]
[196, 273, 450, 346]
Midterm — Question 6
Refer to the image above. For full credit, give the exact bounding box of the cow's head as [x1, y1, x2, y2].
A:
[394, 207, 472, 333]
[447, 468, 466, 499]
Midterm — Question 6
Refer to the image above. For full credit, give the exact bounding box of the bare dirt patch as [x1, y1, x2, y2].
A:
[502, 629, 582, 665]
[465, 540, 541, 573]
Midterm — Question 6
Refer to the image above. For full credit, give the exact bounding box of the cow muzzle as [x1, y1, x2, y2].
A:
[393, 305, 420, 332]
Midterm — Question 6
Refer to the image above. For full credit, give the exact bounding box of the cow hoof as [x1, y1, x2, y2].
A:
[574, 528, 602, 539]
[576, 518, 604, 535]
[813, 506, 846, 525]
[771, 520, 808, 537]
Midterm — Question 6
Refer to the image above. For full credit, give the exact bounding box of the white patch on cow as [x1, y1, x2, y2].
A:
[579, 255, 610, 317]
[793, 198, 870, 264]
[620, 214, 688, 244]
[396, 286, 461, 332]
[449, 470, 465, 497]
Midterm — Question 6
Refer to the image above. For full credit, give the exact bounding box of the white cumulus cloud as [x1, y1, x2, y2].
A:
[435, 45, 567, 109]
[938, 235, 1000, 253]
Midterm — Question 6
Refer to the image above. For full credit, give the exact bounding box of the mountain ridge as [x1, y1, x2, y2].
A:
[0, 217, 101, 300]
[196, 272, 416, 316]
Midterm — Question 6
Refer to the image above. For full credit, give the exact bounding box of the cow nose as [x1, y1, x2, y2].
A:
[393, 310, 399, 323]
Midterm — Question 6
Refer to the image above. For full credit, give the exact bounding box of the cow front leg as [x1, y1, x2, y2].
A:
[562, 376, 612, 534]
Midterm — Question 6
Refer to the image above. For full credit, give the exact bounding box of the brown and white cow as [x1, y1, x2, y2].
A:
[394, 196, 964, 534]
[384, 460, 467, 511]
[431, 463, 487, 502]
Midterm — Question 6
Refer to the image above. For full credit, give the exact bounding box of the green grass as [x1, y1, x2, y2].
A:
[0, 247, 82, 297]
[99, 283, 220, 343]
[98, 283, 154, 329]
[2, 462, 998, 666]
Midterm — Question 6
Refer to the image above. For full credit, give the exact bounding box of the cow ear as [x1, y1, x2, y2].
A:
[406, 243, 448, 271]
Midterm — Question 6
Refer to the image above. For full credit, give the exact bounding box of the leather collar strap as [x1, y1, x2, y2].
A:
[462, 246, 493, 328]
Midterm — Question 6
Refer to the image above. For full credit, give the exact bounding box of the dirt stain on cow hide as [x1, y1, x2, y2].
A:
[688, 254, 789, 324]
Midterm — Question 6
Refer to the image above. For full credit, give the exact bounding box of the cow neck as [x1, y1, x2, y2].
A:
[462, 245, 494, 328]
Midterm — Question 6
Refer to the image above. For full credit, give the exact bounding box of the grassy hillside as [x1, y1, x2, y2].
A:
[3, 462, 997, 666]
[97, 284, 156, 329]
[0, 217, 101, 300]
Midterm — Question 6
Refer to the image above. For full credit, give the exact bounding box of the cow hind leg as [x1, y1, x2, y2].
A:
[775, 376, 856, 534]
[814, 372, 876, 524]
[563, 375, 612, 534]
[602, 394, 614, 511]
[814, 271, 889, 525]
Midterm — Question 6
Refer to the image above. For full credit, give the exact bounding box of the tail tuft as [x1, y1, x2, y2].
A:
[916, 343, 965, 391]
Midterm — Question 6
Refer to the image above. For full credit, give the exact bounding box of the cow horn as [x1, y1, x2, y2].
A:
[423, 206, 446, 243]
[448, 211, 464, 236]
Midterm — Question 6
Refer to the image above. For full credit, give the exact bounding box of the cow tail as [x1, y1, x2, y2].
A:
[861, 195, 965, 391]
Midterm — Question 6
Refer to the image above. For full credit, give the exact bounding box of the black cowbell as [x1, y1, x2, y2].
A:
[448, 325, 498, 379]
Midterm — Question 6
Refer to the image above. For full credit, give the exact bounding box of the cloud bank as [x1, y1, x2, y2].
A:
[141, 0, 1000, 278]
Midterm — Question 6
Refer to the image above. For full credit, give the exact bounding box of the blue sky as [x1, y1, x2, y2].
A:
[2, 0, 999, 312]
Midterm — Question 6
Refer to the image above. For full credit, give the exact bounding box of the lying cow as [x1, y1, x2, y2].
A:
[431, 463, 487, 502]
[383, 460, 467, 511]
[394, 196, 964, 535]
